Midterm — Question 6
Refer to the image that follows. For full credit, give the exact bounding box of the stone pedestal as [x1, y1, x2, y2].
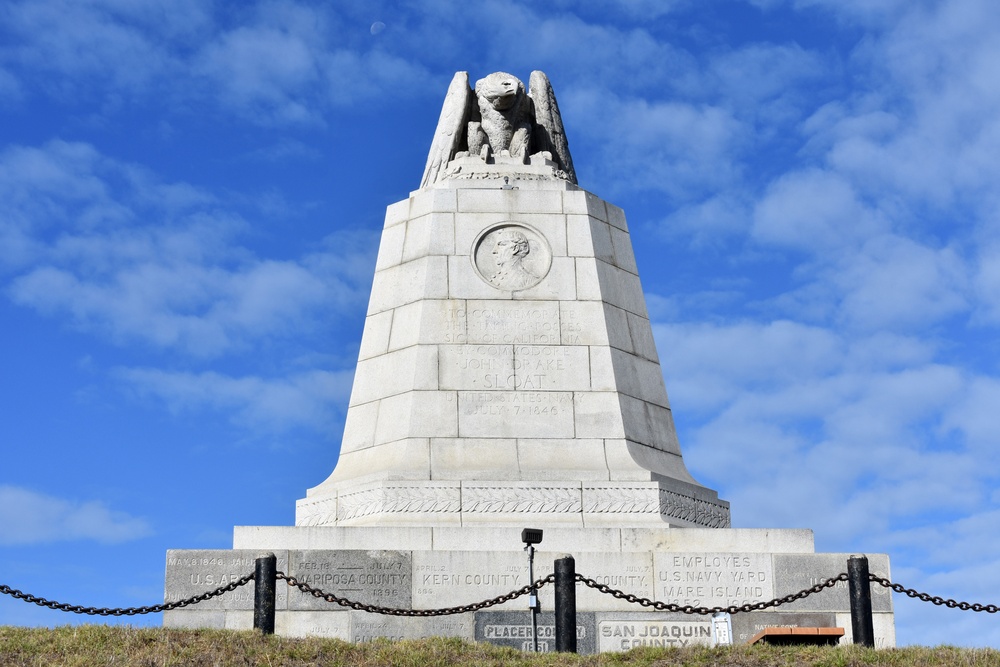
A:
[163, 154, 894, 649]
[296, 155, 728, 530]
[164, 526, 896, 650]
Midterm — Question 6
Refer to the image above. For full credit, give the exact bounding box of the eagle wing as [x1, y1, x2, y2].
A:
[420, 72, 473, 189]
[528, 70, 577, 185]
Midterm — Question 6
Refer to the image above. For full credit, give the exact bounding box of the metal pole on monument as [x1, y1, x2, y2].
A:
[522, 528, 543, 652]
[253, 552, 277, 635]
[848, 555, 875, 647]
[554, 555, 577, 653]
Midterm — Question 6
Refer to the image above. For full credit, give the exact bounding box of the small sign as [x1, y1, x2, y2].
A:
[712, 612, 732, 646]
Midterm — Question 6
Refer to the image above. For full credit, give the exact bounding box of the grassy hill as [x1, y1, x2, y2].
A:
[2, 626, 999, 667]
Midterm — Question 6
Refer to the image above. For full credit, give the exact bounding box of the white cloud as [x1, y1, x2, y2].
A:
[115, 367, 354, 433]
[657, 319, 996, 543]
[974, 244, 1000, 324]
[0, 0, 194, 98]
[752, 168, 888, 252]
[569, 88, 744, 198]
[0, 485, 151, 545]
[831, 234, 969, 331]
[1, 0, 432, 125]
[0, 140, 375, 356]
[196, 24, 323, 124]
[707, 42, 825, 108]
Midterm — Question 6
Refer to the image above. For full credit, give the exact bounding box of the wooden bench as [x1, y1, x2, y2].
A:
[749, 627, 845, 645]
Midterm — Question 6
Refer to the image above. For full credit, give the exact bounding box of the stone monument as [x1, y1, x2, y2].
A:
[164, 71, 895, 650]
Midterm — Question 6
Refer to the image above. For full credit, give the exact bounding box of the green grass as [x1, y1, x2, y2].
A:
[1, 627, 1000, 667]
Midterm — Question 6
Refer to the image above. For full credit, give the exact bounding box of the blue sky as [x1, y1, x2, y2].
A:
[2, 0, 999, 647]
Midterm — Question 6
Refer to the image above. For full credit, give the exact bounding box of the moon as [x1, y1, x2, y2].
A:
[370, 21, 385, 35]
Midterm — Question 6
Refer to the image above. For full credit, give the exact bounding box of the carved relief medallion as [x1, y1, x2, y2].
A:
[472, 223, 551, 291]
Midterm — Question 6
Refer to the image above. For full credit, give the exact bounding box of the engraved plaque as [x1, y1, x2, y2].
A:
[457, 391, 574, 438]
[773, 554, 893, 612]
[164, 550, 288, 610]
[286, 550, 411, 610]
[597, 616, 713, 651]
[653, 553, 774, 608]
[472, 223, 551, 291]
[476, 611, 597, 654]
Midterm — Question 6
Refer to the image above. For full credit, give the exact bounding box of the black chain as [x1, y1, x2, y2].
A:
[7, 568, 996, 619]
[0, 574, 254, 616]
[868, 574, 1000, 613]
[575, 572, 849, 615]
[277, 571, 555, 616]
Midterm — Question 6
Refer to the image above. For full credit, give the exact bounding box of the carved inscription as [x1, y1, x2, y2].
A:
[773, 554, 892, 611]
[164, 550, 288, 610]
[458, 391, 574, 437]
[598, 620, 712, 651]
[442, 345, 586, 391]
[655, 554, 773, 608]
[459, 391, 569, 417]
[412, 554, 527, 610]
[447, 302, 583, 345]
[476, 611, 597, 654]
[461, 302, 560, 344]
[287, 550, 411, 610]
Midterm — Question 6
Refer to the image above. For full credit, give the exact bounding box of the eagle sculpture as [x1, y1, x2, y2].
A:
[420, 71, 577, 188]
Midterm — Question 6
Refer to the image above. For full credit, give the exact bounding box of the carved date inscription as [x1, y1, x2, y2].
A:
[458, 391, 574, 437]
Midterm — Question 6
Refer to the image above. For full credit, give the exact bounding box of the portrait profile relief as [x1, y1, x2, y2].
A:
[473, 223, 551, 291]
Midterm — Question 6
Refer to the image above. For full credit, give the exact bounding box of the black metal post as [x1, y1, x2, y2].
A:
[554, 555, 577, 653]
[254, 552, 277, 635]
[527, 544, 538, 652]
[848, 555, 875, 647]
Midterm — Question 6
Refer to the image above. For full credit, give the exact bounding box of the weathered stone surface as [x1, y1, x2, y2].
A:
[351, 613, 474, 642]
[773, 554, 893, 612]
[834, 612, 897, 648]
[275, 611, 351, 639]
[164, 550, 287, 611]
[286, 550, 410, 610]
[595, 613, 713, 652]
[653, 552, 774, 608]
[164, 536, 893, 647]
[457, 390, 574, 438]
[476, 611, 598, 654]
[410, 550, 530, 611]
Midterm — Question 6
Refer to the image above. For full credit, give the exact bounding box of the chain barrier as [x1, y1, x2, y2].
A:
[275, 571, 555, 616]
[0, 573, 254, 617]
[5, 568, 1000, 619]
[273, 571, 847, 617]
[575, 572, 849, 616]
[868, 574, 1000, 613]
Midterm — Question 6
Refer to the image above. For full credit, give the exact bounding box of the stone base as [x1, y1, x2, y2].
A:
[295, 477, 730, 529]
[163, 526, 895, 651]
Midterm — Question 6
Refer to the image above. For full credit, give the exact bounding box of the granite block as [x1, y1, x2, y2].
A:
[403, 212, 455, 262]
[164, 550, 288, 611]
[476, 611, 597, 654]
[773, 554, 893, 612]
[286, 550, 411, 610]
[595, 612, 713, 651]
[430, 437, 520, 480]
